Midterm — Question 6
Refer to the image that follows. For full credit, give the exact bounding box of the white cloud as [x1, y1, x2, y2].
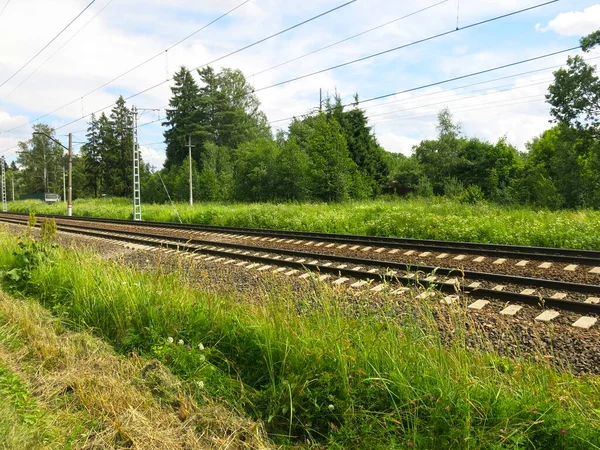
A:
[537, 4, 600, 36]
[377, 133, 422, 156]
[0, 0, 595, 167]
[140, 145, 166, 171]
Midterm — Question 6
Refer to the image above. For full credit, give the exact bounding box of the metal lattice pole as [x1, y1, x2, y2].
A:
[1, 157, 7, 212]
[132, 106, 142, 221]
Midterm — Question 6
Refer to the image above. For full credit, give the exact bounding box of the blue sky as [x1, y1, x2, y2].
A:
[0, 0, 599, 168]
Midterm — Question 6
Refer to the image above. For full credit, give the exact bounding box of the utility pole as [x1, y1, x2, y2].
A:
[319, 88, 322, 112]
[131, 107, 159, 221]
[67, 133, 72, 216]
[11, 176, 15, 202]
[188, 135, 195, 206]
[1, 157, 7, 212]
[132, 106, 142, 221]
[62, 166, 66, 204]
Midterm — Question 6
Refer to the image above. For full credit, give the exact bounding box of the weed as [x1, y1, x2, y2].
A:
[1, 234, 599, 448]
[9, 197, 600, 249]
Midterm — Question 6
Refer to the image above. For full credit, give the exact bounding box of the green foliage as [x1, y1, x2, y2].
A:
[39, 218, 57, 242]
[2, 235, 600, 448]
[12, 196, 600, 251]
[16, 124, 65, 195]
[547, 31, 600, 138]
[2, 214, 57, 290]
[0, 364, 51, 449]
[581, 29, 600, 52]
[459, 185, 485, 204]
[442, 177, 464, 198]
[520, 125, 600, 208]
[163, 65, 270, 170]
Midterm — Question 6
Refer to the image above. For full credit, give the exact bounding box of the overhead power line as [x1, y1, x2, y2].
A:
[1, 0, 357, 135]
[1, 0, 117, 102]
[358, 54, 600, 113]
[0, 0, 10, 18]
[0, 0, 250, 133]
[0, 44, 584, 158]
[365, 80, 551, 121]
[51, 0, 559, 134]
[131, 54, 600, 132]
[369, 96, 546, 126]
[250, 0, 449, 78]
[0, 0, 96, 90]
[253, 0, 561, 93]
[76, 0, 251, 104]
[268, 46, 579, 125]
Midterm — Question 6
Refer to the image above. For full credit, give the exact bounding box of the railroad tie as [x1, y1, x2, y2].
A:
[468, 300, 489, 310]
[572, 317, 597, 329]
[534, 310, 560, 322]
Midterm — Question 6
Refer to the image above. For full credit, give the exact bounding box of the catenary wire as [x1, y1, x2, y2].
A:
[250, 0, 449, 78]
[1, 0, 118, 102]
[0, 0, 357, 135]
[0, 0, 9, 18]
[0, 45, 585, 157]
[357, 55, 600, 113]
[267, 46, 579, 125]
[0, 0, 250, 133]
[252, 0, 561, 93]
[53, 0, 561, 133]
[0, 0, 97, 90]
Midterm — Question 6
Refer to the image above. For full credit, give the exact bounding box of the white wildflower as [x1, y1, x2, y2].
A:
[121, 281, 127, 285]
[328, 404, 335, 411]
[198, 343, 205, 351]
[199, 355, 206, 362]
[197, 380, 204, 389]
[178, 339, 184, 345]
[167, 337, 174, 344]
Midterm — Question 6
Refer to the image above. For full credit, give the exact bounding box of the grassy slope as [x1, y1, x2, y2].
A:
[1, 230, 600, 448]
[0, 289, 273, 449]
[8, 197, 600, 250]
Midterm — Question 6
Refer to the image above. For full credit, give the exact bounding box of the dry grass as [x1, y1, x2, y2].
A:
[0, 290, 274, 450]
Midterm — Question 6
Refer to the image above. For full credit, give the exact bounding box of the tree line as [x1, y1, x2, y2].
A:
[9, 30, 600, 210]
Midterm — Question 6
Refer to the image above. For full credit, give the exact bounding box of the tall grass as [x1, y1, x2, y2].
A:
[1, 232, 600, 448]
[9, 197, 600, 250]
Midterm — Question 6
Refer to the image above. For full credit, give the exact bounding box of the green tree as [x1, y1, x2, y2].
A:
[197, 142, 233, 201]
[273, 137, 312, 201]
[101, 97, 134, 197]
[80, 113, 102, 197]
[413, 108, 462, 194]
[16, 124, 64, 194]
[233, 138, 279, 202]
[300, 113, 356, 202]
[521, 125, 600, 208]
[193, 67, 270, 159]
[326, 94, 389, 196]
[547, 30, 600, 137]
[163, 66, 201, 169]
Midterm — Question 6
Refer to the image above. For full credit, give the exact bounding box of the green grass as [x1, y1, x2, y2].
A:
[1, 230, 600, 448]
[0, 364, 54, 450]
[8, 197, 600, 250]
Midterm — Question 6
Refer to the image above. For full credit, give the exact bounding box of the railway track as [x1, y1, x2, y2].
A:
[1, 213, 599, 328]
[3, 211, 600, 265]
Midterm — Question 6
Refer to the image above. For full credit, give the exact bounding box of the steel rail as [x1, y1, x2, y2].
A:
[2, 211, 599, 265]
